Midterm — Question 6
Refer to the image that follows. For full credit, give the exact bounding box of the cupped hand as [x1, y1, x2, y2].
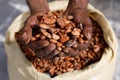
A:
[15, 0, 56, 58]
[63, 0, 93, 52]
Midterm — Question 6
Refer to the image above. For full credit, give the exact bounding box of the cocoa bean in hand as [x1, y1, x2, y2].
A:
[15, 0, 50, 46]
[57, 18, 66, 28]
[60, 35, 69, 43]
[71, 28, 80, 36]
[52, 34, 60, 40]
[63, 0, 92, 51]
[39, 24, 49, 29]
[18, 7, 107, 76]
[44, 18, 56, 25]
[40, 29, 51, 38]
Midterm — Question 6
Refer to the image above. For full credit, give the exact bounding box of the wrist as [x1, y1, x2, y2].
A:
[27, 0, 49, 13]
[69, 0, 89, 10]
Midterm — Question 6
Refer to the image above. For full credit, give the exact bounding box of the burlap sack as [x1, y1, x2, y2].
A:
[4, 1, 118, 80]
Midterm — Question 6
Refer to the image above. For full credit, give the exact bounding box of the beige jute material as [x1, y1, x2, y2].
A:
[4, 1, 118, 80]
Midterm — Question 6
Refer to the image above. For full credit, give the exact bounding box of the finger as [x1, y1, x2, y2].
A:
[58, 52, 67, 57]
[35, 49, 44, 58]
[74, 41, 90, 50]
[63, 47, 80, 56]
[28, 40, 49, 50]
[27, 0, 49, 13]
[15, 23, 32, 44]
[35, 43, 56, 58]
[44, 50, 60, 59]
[72, 8, 86, 24]
[26, 15, 39, 27]
[82, 16, 93, 40]
[18, 15, 39, 43]
[43, 43, 56, 56]
[63, 0, 73, 16]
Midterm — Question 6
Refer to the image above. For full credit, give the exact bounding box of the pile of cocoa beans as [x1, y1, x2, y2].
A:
[21, 10, 108, 76]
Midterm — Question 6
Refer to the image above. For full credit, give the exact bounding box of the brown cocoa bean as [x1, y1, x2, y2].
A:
[44, 18, 56, 24]
[52, 34, 60, 40]
[56, 42, 63, 47]
[49, 66, 56, 75]
[40, 29, 51, 38]
[31, 37, 36, 41]
[57, 47, 62, 51]
[93, 45, 100, 53]
[67, 68, 74, 72]
[40, 35, 46, 40]
[60, 35, 69, 43]
[47, 28, 55, 33]
[49, 39, 57, 43]
[39, 24, 49, 29]
[57, 18, 66, 28]
[71, 28, 80, 36]
[65, 24, 72, 33]
[35, 34, 41, 39]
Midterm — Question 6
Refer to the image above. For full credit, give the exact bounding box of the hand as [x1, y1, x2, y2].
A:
[63, 0, 93, 51]
[15, 0, 56, 58]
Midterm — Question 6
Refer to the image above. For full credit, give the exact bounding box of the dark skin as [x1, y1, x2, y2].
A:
[64, 0, 92, 54]
[15, 0, 50, 57]
[15, 0, 92, 59]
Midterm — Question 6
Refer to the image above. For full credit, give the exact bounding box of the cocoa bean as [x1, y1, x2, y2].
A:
[40, 35, 46, 40]
[60, 35, 69, 43]
[31, 37, 36, 41]
[57, 47, 62, 51]
[65, 24, 72, 33]
[35, 34, 41, 38]
[67, 68, 74, 72]
[56, 42, 63, 47]
[40, 29, 51, 38]
[71, 28, 80, 36]
[49, 39, 57, 43]
[39, 24, 49, 29]
[52, 34, 60, 40]
[57, 18, 66, 28]
[44, 18, 56, 24]
[49, 66, 56, 75]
